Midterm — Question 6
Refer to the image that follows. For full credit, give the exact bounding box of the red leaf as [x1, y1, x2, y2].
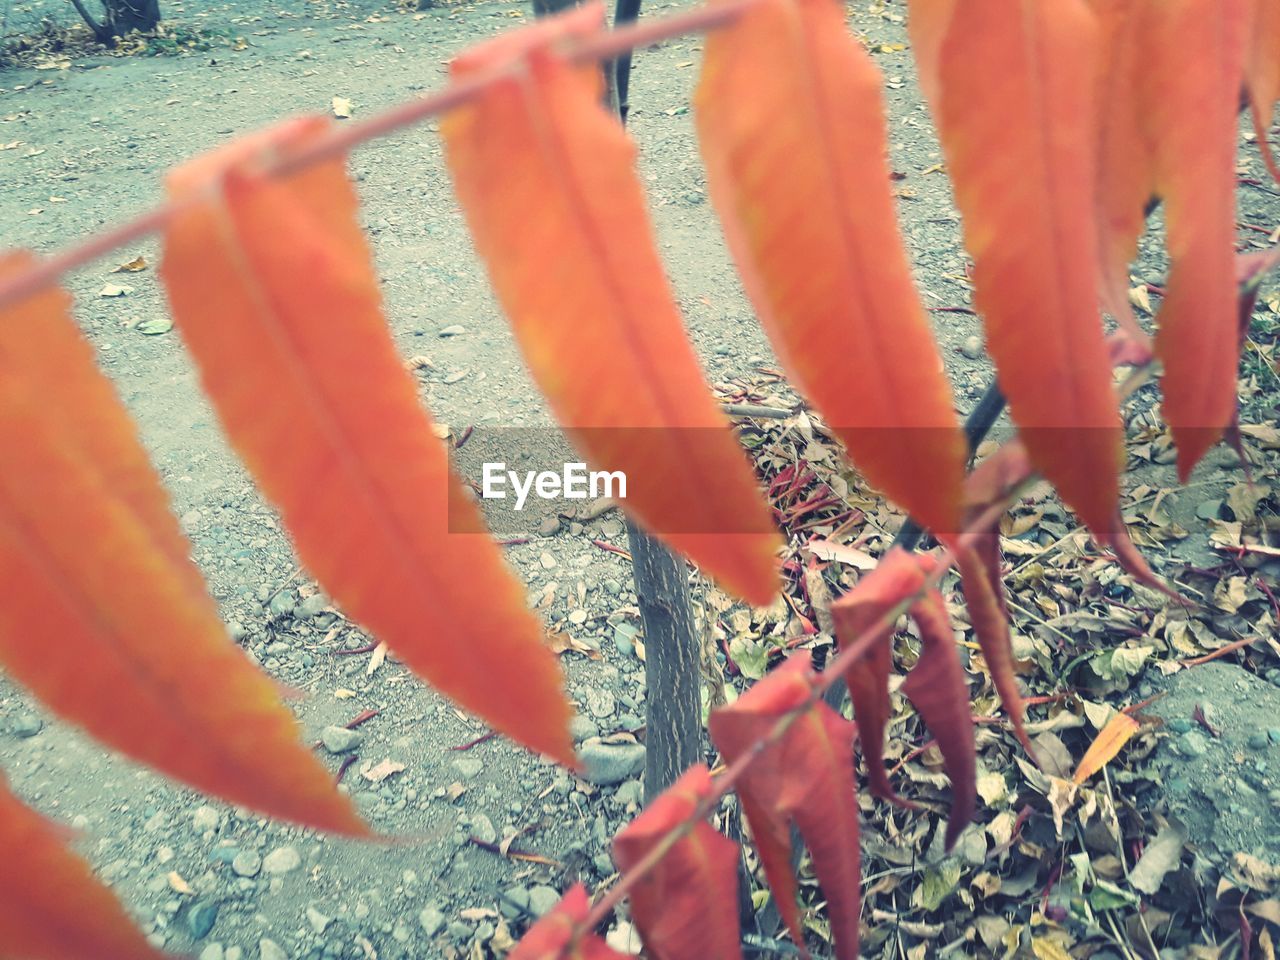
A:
[509, 884, 629, 960]
[0, 772, 168, 960]
[694, 0, 967, 535]
[1143, 0, 1250, 478]
[903, 586, 976, 850]
[160, 116, 574, 764]
[439, 4, 782, 605]
[709, 654, 861, 960]
[954, 543, 1032, 755]
[0, 254, 365, 834]
[612, 765, 742, 960]
[829, 548, 926, 804]
[1246, 0, 1280, 181]
[909, 0, 1122, 534]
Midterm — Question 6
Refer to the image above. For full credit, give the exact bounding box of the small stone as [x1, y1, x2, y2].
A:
[452, 757, 483, 779]
[612, 623, 638, 658]
[267, 590, 296, 618]
[960, 335, 984, 360]
[471, 813, 497, 845]
[500, 886, 530, 918]
[568, 609, 588, 626]
[447, 921, 472, 942]
[579, 738, 645, 785]
[226, 948, 243, 960]
[527, 885, 560, 918]
[438, 325, 466, 337]
[538, 516, 561, 536]
[306, 906, 331, 934]
[614, 779, 643, 808]
[199, 944, 225, 960]
[10, 711, 42, 738]
[419, 904, 445, 937]
[228, 621, 248, 642]
[569, 715, 598, 743]
[232, 851, 261, 878]
[1269, 729, 1280, 745]
[1249, 732, 1272, 751]
[297, 594, 328, 619]
[262, 846, 301, 875]
[320, 726, 363, 754]
[539, 552, 557, 570]
[392, 922, 411, 943]
[1180, 730, 1209, 757]
[258, 938, 287, 960]
[585, 688, 615, 719]
[187, 901, 219, 940]
[192, 806, 222, 833]
[1196, 500, 1224, 521]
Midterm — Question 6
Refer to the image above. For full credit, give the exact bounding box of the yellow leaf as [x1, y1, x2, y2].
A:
[1072, 711, 1139, 783]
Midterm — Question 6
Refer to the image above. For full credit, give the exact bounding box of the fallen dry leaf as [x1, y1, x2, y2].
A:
[360, 759, 406, 783]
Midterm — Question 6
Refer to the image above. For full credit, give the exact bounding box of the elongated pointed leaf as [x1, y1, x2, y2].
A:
[0, 258, 365, 834]
[1143, 0, 1249, 478]
[1073, 711, 1139, 783]
[439, 5, 781, 605]
[160, 116, 573, 764]
[709, 654, 861, 960]
[903, 586, 976, 849]
[612, 765, 742, 960]
[509, 884, 629, 960]
[1247, 0, 1280, 181]
[694, 0, 966, 536]
[954, 543, 1031, 755]
[0, 773, 168, 960]
[829, 548, 926, 803]
[909, 0, 1122, 534]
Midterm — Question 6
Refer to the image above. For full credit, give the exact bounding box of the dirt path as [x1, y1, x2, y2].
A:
[3, 1, 1280, 958]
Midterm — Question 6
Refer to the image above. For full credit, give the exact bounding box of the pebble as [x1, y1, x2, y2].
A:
[320, 726, 363, 754]
[306, 906, 332, 934]
[452, 757, 483, 779]
[187, 901, 219, 939]
[267, 591, 296, 618]
[568, 609, 588, 626]
[258, 938, 287, 960]
[585, 688, 615, 719]
[501, 886, 530, 918]
[199, 945, 225, 960]
[527, 885, 560, 918]
[232, 851, 262, 878]
[960, 334, 984, 360]
[1249, 732, 1272, 751]
[192, 806, 222, 833]
[447, 920, 472, 942]
[297, 594, 328, 619]
[579, 738, 645, 785]
[538, 516, 561, 535]
[419, 904, 445, 937]
[569, 715, 599, 743]
[614, 779, 644, 808]
[1180, 730, 1210, 758]
[262, 846, 301, 875]
[438, 324, 466, 337]
[539, 552, 557, 570]
[471, 813, 497, 845]
[9, 712, 42, 738]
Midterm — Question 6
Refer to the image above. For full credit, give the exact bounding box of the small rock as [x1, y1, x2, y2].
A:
[419, 904, 445, 937]
[569, 715, 598, 743]
[9, 712, 42, 738]
[232, 851, 261, 878]
[320, 726, 363, 754]
[262, 846, 301, 875]
[614, 779, 644, 808]
[585, 688, 615, 720]
[297, 594, 328, 619]
[447, 921, 472, 942]
[1180, 730, 1209, 758]
[527, 885, 560, 918]
[1269, 729, 1280, 744]
[500, 886, 530, 918]
[471, 813, 497, 845]
[258, 939, 287, 960]
[538, 516, 561, 535]
[1196, 500, 1224, 521]
[267, 590, 296, 618]
[612, 623, 638, 658]
[960, 334, 984, 360]
[192, 806, 222, 833]
[438, 324, 466, 337]
[579, 738, 645, 785]
[226, 948, 243, 960]
[539, 552, 557, 570]
[187, 901, 219, 940]
[452, 757, 483, 779]
[306, 906, 331, 935]
[199, 944, 225, 960]
[568, 609, 588, 626]
[1249, 732, 1272, 751]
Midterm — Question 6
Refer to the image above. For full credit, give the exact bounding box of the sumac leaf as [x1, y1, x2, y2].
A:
[0, 255, 365, 833]
[1247, 0, 1280, 181]
[709, 654, 860, 960]
[612, 765, 741, 960]
[1073, 711, 1139, 783]
[695, 0, 966, 536]
[439, 5, 781, 605]
[909, 0, 1122, 534]
[0, 773, 168, 960]
[508, 884, 628, 960]
[160, 116, 574, 764]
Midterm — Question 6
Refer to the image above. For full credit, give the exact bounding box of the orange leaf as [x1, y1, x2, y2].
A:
[0, 255, 364, 834]
[160, 116, 573, 765]
[612, 765, 742, 960]
[694, 0, 966, 536]
[829, 547, 926, 805]
[1247, 0, 1280, 182]
[1143, 0, 1250, 478]
[1072, 710, 1139, 783]
[0, 773, 168, 960]
[709, 654, 861, 960]
[509, 884, 629, 960]
[904, 580, 976, 849]
[909, 0, 1122, 534]
[954, 543, 1032, 755]
[439, 5, 781, 605]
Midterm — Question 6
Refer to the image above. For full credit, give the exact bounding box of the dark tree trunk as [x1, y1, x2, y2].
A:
[71, 0, 159, 40]
[626, 521, 703, 801]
